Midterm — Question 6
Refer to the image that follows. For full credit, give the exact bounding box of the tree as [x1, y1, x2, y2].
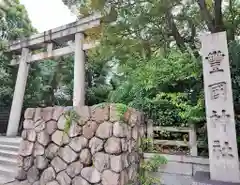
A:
[61, 0, 240, 125]
[108, 49, 205, 126]
[0, 0, 35, 107]
[62, 0, 240, 54]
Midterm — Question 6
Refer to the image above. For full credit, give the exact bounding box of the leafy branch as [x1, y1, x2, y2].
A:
[63, 109, 80, 133]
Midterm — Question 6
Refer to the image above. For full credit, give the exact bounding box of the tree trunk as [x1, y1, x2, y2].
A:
[214, 0, 224, 32]
[166, 10, 187, 52]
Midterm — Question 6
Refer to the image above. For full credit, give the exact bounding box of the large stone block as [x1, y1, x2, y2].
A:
[17, 155, 24, 167]
[33, 181, 40, 185]
[68, 121, 82, 137]
[58, 146, 78, 164]
[27, 166, 39, 183]
[93, 152, 110, 172]
[33, 143, 45, 157]
[16, 167, 27, 180]
[22, 156, 34, 171]
[80, 148, 92, 165]
[46, 143, 59, 159]
[35, 155, 49, 170]
[46, 120, 57, 135]
[51, 156, 67, 173]
[69, 136, 88, 152]
[72, 176, 90, 185]
[104, 137, 122, 154]
[128, 110, 142, 127]
[37, 131, 50, 146]
[95, 121, 113, 139]
[75, 106, 90, 122]
[83, 121, 98, 139]
[19, 140, 34, 157]
[62, 133, 70, 145]
[110, 155, 125, 173]
[113, 122, 130, 138]
[23, 120, 35, 130]
[102, 170, 120, 185]
[120, 170, 129, 185]
[46, 181, 60, 185]
[56, 171, 71, 185]
[52, 130, 64, 146]
[24, 108, 35, 119]
[91, 104, 109, 122]
[89, 137, 104, 154]
[121, 139, 128, 152]
[22, 129, 36, 142]
[109, 104, 119, 122]
[42, 107, 53, 122]
[52, 106, 64, 121]
[81, 167, 101, 183]
[57, 115, 66, 130]
[34, 108, 42, 122]
[66, 161, 83, 178]
[35, 119, 46, 133]
[40, 167, 56, 185]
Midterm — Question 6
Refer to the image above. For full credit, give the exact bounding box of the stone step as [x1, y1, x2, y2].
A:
[0, 156, 17, 167]
[0, 137, 21, 147]
[0, 149, 18, 159]
[0, 165, 16, 178]
[0, 137, 20, 184]
[0, 144, 19, 152]
[0, 174, 15, 185]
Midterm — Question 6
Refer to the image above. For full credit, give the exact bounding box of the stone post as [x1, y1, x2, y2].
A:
[199, 31, 240, 183]
[7, 48, 30, 136]
[73, 32, 85, 107]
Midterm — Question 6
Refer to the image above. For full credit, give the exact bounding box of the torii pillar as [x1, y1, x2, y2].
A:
[6, 48, 30, 136]
[73, 32, 85, 107]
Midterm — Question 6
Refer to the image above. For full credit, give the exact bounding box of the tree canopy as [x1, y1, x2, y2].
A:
[1, 0, 240, 148]
[61, 0, 240, 124]
[0, 0, 35, 107]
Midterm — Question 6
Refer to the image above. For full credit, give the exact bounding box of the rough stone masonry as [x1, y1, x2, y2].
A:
[6, 104, 146, 185]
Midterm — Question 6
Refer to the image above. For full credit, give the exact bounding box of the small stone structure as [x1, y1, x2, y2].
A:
[11, 104, 145, 185]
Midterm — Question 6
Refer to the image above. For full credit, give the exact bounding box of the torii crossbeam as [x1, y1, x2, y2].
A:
[6, 13, 101, 136]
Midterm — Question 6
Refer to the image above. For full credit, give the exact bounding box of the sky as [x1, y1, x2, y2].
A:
[19, 0, 77, 32]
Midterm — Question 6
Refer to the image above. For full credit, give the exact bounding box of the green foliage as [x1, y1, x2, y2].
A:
[140, 137, 155, 153]
[115, 103, 128, 121]
[63, 109, 80, 133]
[136, 137, 167, 185]
[108, 51, 205, 126]
[0, 0, 35, 108]
[139, 155, 167, 185]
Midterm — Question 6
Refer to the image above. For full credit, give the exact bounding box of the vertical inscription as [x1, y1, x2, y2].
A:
[205, 50, 225, 74]
[208, 82, 227, 100]
[210, 110, 230, 132]
[212, 140, 234, 159]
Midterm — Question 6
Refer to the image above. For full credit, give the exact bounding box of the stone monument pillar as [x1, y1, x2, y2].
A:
[194, 31, 240, 184]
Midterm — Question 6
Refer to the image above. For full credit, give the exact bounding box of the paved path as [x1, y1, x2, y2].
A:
[0, 175, 14, 185]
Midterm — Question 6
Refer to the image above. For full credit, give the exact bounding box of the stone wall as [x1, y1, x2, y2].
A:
[13, 104, 145, 185]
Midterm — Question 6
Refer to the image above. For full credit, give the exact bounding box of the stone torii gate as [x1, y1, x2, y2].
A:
[6, 13, 101, 137]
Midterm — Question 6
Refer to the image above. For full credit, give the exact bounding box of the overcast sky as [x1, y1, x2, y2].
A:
[19, 0, 77, 32]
